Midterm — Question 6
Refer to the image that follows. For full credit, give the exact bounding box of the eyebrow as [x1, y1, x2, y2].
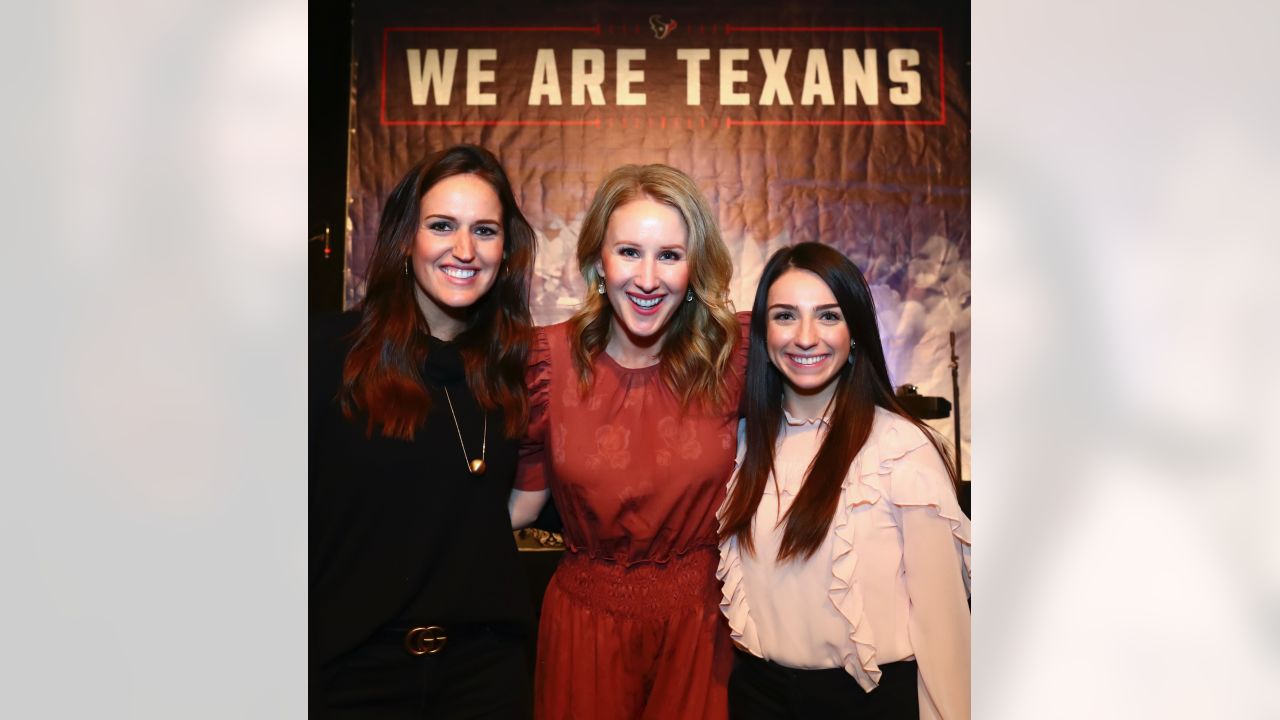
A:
[612, 241, 687, 250]
[423, 213, 501, 225]
[768, 303, 841, 311]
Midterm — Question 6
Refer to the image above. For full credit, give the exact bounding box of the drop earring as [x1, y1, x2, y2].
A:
[848, 339, 857, 364]
[685, 288, 694, 302]
[404, 258, 410, 277]
[597, 278, 606, 295]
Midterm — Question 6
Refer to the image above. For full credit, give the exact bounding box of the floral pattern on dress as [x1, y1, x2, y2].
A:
[552, 422, 569, 464]
[586, 424, 632, 470]
[655, 416, 703, 467]
[561, 383, 580, 408]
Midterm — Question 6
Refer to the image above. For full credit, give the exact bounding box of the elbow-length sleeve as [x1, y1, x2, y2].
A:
[893, 442, 972, 720]
[727, 311, 752, 414]
[734, 310, 751, 376]
[514, 327, 552, 492]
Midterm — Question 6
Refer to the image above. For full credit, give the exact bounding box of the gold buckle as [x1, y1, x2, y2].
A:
[403, 625, 448, 655]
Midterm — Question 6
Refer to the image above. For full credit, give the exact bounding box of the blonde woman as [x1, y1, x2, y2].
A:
[509, 164, 747, 719]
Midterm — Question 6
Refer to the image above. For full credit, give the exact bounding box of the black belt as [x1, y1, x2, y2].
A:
[374, 623, 513, 656]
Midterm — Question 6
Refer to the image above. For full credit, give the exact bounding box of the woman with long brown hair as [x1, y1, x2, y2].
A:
[718, 242, 971, 719]
[509, 164, 747, 719]
[311, 144, 538, 718]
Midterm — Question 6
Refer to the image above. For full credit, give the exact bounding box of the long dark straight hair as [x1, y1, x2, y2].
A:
[339, 144, 536, 440]
[719, 243, 958, 562]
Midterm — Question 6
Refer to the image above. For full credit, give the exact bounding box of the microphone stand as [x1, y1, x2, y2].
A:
[949, 331, 963, 482]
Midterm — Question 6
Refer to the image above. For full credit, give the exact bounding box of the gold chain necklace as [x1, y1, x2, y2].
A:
[442, 387, 486, 475]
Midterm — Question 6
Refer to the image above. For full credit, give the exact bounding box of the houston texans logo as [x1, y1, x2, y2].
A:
[649, 15, 677, 40]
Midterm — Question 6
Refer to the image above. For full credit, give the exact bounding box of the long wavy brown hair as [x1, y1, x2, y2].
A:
[339, 144, 536, 440]
[568, 164, 739, 412]
[719, 243, 958, 562]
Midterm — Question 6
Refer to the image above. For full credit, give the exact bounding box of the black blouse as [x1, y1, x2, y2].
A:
[309, 312, 532, 674]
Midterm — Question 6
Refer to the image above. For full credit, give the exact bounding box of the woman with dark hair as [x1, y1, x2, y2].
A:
[508, 164, 747, 719]
[310, 144, 538, 718]
[718, 242, 971, 720]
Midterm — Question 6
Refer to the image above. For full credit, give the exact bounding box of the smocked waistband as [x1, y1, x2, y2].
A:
[550, 548, 720, 620]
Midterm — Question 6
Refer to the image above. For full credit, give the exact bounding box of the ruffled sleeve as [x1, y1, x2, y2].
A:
[716, 418, 763, 655]
[514, 327, 552, 491]
[887, 430, 972, 592]
[889, 426, 971, 720]
[826, 412, 972, 699]
[827, 414, 925, 691]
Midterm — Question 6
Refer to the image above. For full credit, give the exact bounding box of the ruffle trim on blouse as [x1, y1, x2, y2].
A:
[884, 462, 973, 597]
[864, 412, 971, 592]
[719, 410, 973, 681]
[717, 416, 762, 656]
[716, 533, 763, 658]
[782, 409, 831, 427]
[828, 414, 927, 690]
[830, 411, 974, 691]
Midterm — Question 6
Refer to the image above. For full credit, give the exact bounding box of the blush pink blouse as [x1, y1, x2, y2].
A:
[717, 407, 972, 720]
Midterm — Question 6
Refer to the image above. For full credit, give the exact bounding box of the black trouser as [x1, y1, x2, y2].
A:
[728, 649, 918, 720]
[314, 624, 531, 719]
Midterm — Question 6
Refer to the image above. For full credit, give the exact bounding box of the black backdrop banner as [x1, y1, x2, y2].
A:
[346, 0, 971, 469]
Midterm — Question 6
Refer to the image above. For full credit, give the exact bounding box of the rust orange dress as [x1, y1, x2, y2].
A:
[516, 314, 749, 720]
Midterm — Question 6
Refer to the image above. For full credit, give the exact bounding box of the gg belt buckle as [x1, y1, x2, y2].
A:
[404, 625, 448, 655]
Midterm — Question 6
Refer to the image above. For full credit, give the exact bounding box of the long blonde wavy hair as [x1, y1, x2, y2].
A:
[569, 164, 739, 412]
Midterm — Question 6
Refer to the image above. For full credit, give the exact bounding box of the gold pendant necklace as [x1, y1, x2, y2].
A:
[442, 387, 486, 475]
